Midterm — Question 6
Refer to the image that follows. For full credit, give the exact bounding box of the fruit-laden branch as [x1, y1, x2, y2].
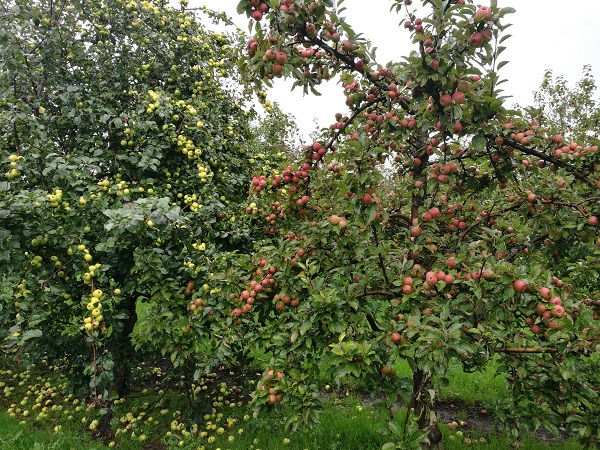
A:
[502, 233, 549, 263]
[494, 347, 558, 354]
[495, 136, 595, 188]
[319, 98, 375, 156]
[298, 30, 413, 114]
[355, 290, 396, 299]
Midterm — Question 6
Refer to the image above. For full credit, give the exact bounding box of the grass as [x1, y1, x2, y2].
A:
[0, 357, 585, 450]
[0, 400, 584, 450]
[392, 358, 507, 404]
[0, 411, 106, 450]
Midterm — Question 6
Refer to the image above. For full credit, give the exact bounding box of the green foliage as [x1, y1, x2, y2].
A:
[229, 1, 600, 448]
[528, 65, 600, 146]
[1, 0, 599, 449]
[0, 0, 285, 394]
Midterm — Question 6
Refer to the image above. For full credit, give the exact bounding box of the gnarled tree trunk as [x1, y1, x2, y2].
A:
[410, 368, 444, 450]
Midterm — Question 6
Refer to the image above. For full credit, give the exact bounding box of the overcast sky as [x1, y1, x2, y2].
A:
[193, 1, 600, 138]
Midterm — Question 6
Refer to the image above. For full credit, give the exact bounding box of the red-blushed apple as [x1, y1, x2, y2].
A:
[275, 51, 287, 64]
[381, 366, 396, 376]
[439, 94, 452, 106]
[475, 6, 492, 22]
[451, 91, 465, 103]
[457, 80, 470, 93]
[552, 304, 565, 317]
[549, 297, 562, 306]
[468, 32, 484, 47]
[425, 271, 437, 285]
[264, 48, 276, 60]
[390, 332, 402, 344]
[513, 279, 528, 292]
[588, 215, 598, 226]
[538, 287, 551, 299]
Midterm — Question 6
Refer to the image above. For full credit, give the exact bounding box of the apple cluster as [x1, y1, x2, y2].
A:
[257, 369, 285, 405]
[247, 0, 269, 22]
[4, 154, 22, 180]
[228, 260, 279, 319]
[83, 289, 104, 333]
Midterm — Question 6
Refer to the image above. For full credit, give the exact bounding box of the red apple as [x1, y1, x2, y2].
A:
[468, 32, 484, 47]
[538, 287, 551, 299]
[275, 51, 287, 64]
[475, 6, 492, 22]
[451, 91, 465, 103]
[513, 280, 528, 292]
[439, 94, 452, 106]
[552, 305, 565, 317]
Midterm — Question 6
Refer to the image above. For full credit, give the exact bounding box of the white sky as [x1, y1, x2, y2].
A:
[193, 1, 600, 138]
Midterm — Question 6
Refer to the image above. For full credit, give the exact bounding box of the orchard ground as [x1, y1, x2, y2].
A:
[0, 353, 585, 450]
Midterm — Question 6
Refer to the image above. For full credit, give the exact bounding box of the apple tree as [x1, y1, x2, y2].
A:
[222, 0, 600, 448]
[0, 0, 287, 396]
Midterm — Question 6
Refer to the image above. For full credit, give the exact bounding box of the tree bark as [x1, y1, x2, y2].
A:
[110, 294, 138, 397]
[410, 368, 445, 450]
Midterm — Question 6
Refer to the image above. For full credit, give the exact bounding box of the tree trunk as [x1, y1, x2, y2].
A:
[110, 295, 138, 397]
[410, 368, 444, 450]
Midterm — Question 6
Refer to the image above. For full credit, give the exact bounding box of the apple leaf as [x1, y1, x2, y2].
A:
[472, 134, 487, 152]
[499, 7, 516, 15]
[22, 329, 42, 341]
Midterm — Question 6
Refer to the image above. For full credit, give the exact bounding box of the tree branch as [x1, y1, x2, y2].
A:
[497, 136, 595, 188]
[371, 223, 392, 288]
[502, 233, 549, 262]
[494, 347, 557, 354]
[355, 290, 397, 299]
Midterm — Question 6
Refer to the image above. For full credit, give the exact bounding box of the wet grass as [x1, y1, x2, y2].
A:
[0, 357, 584, 450]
